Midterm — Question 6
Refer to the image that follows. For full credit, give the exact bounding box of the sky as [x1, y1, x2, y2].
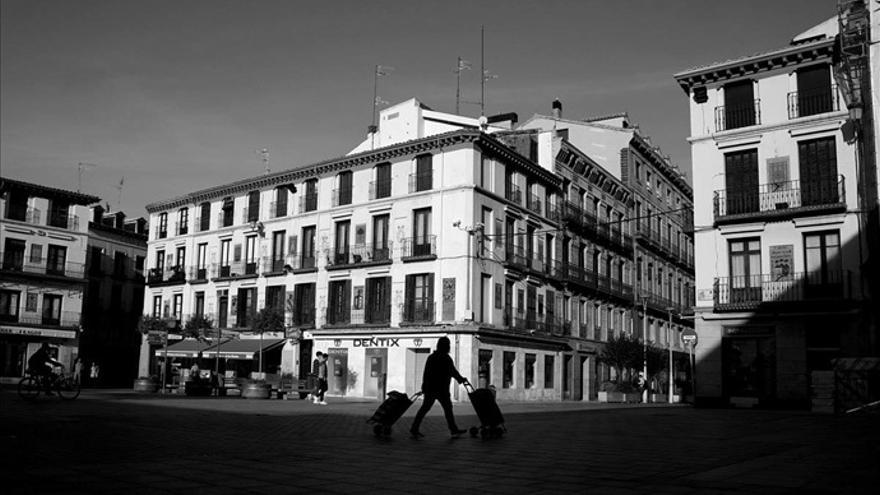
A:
[1, 0, 836, 217]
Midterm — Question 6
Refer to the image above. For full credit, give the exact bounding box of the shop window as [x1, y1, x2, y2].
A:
[525, 354, 536, 389]
[544, 355, 555, 388]
[502, 351, 515, 389]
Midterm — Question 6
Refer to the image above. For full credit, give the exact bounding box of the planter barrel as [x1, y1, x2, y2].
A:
[133, 378, 159, 394]
[241, 382, 271, 400]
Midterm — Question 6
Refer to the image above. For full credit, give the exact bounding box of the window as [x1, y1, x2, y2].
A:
[480, 155, 492, 190]
[479, 274, 492, 323]
[221, 197, 234, 227]
[199, 202, 211, 231]
[722, 79, 756, 129]
[271, 231, 285, 272]
[158, 212, 168, 238]
[219, 239, 231, 277]
[413, 154, 433, 192]
[372, 215, 389, 261]
[194, 292, 205, 318]
[412, 208, 432, 257]
[334, 221, 350, 265]
[46, 245, 67, 276]
[274, 186, 288, 217]
[48, 201, 70, 229]
[502, 351, 515, 389]
[301, 226, 316, 269]
[327, 280, 351, 324]
[303, 179, 318, 212]
[729, 238, 762, 303]
[244, 236, 257, 274]
[246, 191, 260, 223]
[5, 190, 28, 221]
[0, 290, 20, 322]
[42, 294, 62, 325]
[266, 285, 285, 310]
[175, 246, 186, 271]
[724, 149, 759, 215]
[525, 354, 536, 389]
[2, 238, 25, 271]
[481, 207, 492, 256]
[195, 243, 207, 279]
[544, 355, 555, 388]
[798, 137, 839, 206]
[335, 171, 353, 206]
[172, 294, 183, 320]
[30, 244, 42, 264]
[404, 274, 434, 322]
[293, 283, 316, 327]
[178, 208, 189, 235]
[804, 230, 842, 298]
[374, 162, 391, 199]
[794, 63, 833, 118]
[236, 287, 256, 327]
[365, 277, 391, 324]
[152, 295, 162, 317]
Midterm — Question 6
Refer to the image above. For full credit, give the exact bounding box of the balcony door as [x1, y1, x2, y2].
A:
[3, 239, 25, 271]
[724, 80, 755, 129]
[42, 294, 62, 325]
[798, 137, 838, 207]
[335, 221, 350, 265]
[272, 230, 285, 272]
[413, 208, 431, 256]
[729, 238, 762, 304]
[725, 149, 759, 215]
[372, 215, 389, 261]
[796, 64, 832, 117]
[365, 277, 391, 324]
[328, 280, 351, 324]
[804, 231, 842, 298]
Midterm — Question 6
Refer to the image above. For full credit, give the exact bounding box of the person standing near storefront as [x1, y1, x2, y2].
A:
[409, 337, 468, 438]
[314, 353, 328, 405]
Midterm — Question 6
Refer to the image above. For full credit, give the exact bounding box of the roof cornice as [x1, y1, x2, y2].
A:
[673, 38, 835, 94]
[0, 177, 100, 205]
[630, 134, 693, 200]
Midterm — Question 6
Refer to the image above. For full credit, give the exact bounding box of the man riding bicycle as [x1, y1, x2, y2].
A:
[27, 342, 63, 394]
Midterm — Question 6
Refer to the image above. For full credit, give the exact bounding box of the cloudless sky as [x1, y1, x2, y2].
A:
[1, 0, 835, 216]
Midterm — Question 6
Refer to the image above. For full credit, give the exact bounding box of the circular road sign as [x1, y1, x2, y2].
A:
[681, 328, 698, 346]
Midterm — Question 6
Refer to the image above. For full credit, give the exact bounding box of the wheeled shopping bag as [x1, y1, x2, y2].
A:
[464, 382, 506, 438]
[367, 390, 422, 437]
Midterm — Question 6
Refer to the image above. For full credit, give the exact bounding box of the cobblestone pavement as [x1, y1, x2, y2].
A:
[1, 389, 877, 494]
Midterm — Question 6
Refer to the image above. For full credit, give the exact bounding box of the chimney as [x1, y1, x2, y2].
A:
[92, 205, 104, 223]
[551, 99, 562, 119]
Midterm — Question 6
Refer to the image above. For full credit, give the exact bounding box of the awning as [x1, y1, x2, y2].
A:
[201, 338, 286, 360]
[154, 338, 224, 358]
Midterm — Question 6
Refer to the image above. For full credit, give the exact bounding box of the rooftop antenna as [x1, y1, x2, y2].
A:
[77, 162, 97, 192]
[259, 148, 270, 175]
[480, 25, 498, 119]
[454, 57, 472, 115]
[372, 65, 393, 149]
[116, 176, 125, 210]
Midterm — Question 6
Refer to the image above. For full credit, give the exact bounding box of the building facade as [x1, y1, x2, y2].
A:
[674, 17, 874, 408]
[140, 98, 695, 401]
[0, 177, 98, 382]
[82, 206, 148, 386]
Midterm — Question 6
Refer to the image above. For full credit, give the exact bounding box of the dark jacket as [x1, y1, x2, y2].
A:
[421, 352, 463, 395]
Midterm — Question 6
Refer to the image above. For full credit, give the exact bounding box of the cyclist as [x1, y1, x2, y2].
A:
[27, 342, 63, 394]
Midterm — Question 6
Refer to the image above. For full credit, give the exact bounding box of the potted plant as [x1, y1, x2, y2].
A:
[134, 315, 168, 393]
[241, 307, 284, 399]
[183, 315, 214, 396]
[598, 333, 642, 402]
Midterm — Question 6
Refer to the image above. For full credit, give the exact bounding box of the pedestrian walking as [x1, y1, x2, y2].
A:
[90, 362, 100, 386]
[314, 353, 329, 405]
[73, 357, 83, 384]
[409, 337, 468, 438]
[309, 351, 323, 402]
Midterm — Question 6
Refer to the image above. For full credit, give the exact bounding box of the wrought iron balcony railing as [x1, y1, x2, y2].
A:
[216, 210, 235, 228]
[369, 178, 392, 200]
[0, 252, 85, 279]
[505, 184, 522, 204]
[326, 244, 393, 268]
[332, 187, 353, 207]
[188, 265, 209, 281]
[408, 171, 433, 193]
[401, 236, 436, 260]
[714, 270, 851, 309]
[713, 176, 845, 220]
[714, 99, 761, 131]
[402, 302, 436, 324]
[3, 310, 81, 328]
[787, 85, 839, 119]
[212, 260, 259, 279]
[291, 306, 316, 328]
[269, 200, 288, 219]
[527, 193, 543, 215]
[300, 193, 318, 213]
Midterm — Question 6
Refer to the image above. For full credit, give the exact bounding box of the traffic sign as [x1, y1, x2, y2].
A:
[681, 328, 698, 346]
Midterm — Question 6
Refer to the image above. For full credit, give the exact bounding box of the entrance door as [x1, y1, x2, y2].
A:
[407, 348, 430, 394]
[722, 335, 776, 404]
[298, 340, 313, 379]
[571, 355, 584, 401]
[562, 354, 572, 400]
[364, 348, 388, 398]
[328, 348, 348, 395]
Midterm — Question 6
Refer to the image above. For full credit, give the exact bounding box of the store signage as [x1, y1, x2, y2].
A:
[0, 326, 76, 339]
[352, 337, 400, 348]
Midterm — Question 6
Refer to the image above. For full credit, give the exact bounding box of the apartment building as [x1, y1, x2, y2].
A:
[82, 206, 148, 386]
[674, 17, 872, 408]
[0, 177, 98, 382]
[519, 102, 697, 388]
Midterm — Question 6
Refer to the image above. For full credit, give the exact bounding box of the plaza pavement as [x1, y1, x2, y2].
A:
[0, 388, 877, 494]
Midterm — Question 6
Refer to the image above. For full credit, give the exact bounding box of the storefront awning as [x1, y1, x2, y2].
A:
[153, 338, 225, 358]
[201, 338, 286, 360]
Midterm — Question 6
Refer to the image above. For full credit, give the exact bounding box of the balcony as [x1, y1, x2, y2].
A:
[242, 208, 259, 224]
[147, 266, 186, 286]
[300, 193, 318, 213]
[332, 186, 353, 207]
[177, 222, 188, 236]
[713, 176, 845, 223]
[505, 184, 522, 204]
[5, 311, 81, 329]
[714, 99, 761, 131]
[291, 306, 316, 328]
[369, 178, 392, 200]
[401, 302, 436, 325]
[349, 308, 391, 326]
[212, 260, 259, 280]
[526, 194, 543, 215]
[261, 256, 287, 275]
[401, 236, 436, 261]
[504, 246, 530, 272]
[714, 270, 852, 311]
[326, 244, 393, 270]
[408, 171, 433, 193]
[326, 306, 351, 326]
[195, 215, 210, 232]
[287, 254, 317, 272]
[269, 200, 288, 219]
[788, 85, 839, 119]
[0, 252, 85, 279]
[216, 210, 234, 228]
[188, 265, 209, 282]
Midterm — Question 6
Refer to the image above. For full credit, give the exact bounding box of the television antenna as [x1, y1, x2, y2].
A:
[77, 162, 98, 192]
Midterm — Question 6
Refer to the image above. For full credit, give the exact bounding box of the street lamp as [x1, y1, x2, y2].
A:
[162, 316, 176, 394]
[214, 323, 222, 397]
[666, 307, 675, 404]
[641, 297, 648, 404]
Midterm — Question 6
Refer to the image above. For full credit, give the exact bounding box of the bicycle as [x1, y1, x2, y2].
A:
[18, 367, 81, 401]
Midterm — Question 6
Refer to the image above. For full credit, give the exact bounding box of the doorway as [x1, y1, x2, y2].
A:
[722, 334, 776, 404]
[364, 348, 388, 398]
[406, 348, 430, 394]
[562, 354, 572, 400]
[328, 348, 348, 395]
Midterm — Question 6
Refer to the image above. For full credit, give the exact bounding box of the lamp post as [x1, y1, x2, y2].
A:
[641, 297, 648, 403]
[666, 307, 675, 404]
[214, 324, 222, 396]
[162, 317, 176, 394]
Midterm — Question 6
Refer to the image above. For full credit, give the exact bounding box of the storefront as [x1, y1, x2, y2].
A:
[0, 325, 79, 383]
[201, 337, 287, 380]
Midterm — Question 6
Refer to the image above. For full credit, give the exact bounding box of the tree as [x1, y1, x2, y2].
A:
[599, 333, 642, 384]
[251, 306, 285, 374]
[183, 315, 213, 341]
[137, 315, 168, 338]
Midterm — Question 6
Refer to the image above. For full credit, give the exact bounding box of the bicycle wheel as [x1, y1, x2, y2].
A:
[18, 376, 40, 400]
[57, 376, 81, 400]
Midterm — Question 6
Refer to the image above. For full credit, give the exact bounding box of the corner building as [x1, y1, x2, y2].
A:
[675, 17, 874, 408]
[142, 98, 693, 401]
